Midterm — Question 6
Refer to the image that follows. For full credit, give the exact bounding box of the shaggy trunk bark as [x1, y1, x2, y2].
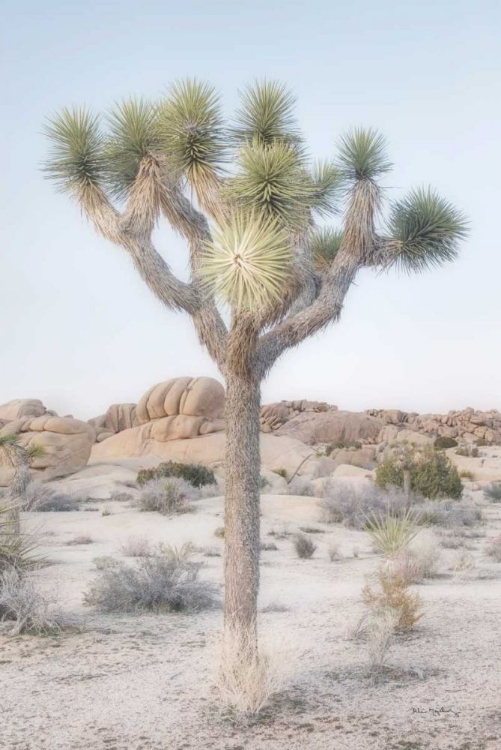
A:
[223, 369, 261, 655]
[403, 469, 411, 499]
[7, 451, 31, 535]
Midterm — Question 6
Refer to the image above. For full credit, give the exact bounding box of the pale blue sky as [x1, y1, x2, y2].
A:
[1, 0, 500, 419]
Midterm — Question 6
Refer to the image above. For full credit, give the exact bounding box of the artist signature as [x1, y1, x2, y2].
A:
[412, 707, 460, 718]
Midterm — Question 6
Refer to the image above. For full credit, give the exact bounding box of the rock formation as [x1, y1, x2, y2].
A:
[368, 407, 501, 444]
[0, 402, 95, 485]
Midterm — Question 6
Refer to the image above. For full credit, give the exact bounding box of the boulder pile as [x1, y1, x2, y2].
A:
[367, 408, 501, 444]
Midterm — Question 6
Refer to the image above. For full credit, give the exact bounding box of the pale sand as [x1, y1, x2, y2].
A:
[1, 482, 501, 749]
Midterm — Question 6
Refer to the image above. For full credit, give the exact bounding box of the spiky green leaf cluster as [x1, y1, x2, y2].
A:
[384, 188, 468, 273]
[44, 108, 105, 195]
[0, 434, 19, 448]
[156, 79, 226, 191]
[311, 227, 343, 271]
[231, 81, 300, 146]
[229, 139, 320, 228]
[337, 128, 392, 181]
[309, 160, 343, 217]
[199, 211, 293, 309]
[104, 99, 159, 199]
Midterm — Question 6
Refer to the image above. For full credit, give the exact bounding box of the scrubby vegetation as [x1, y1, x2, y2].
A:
[323, 440, 362, 456]
[376, 444, 463, 499]
[320, 482, 409, 528]
[120, 535, 153, 557]
[362, 567, 424, 632]
[486, 534, 501, 562]
[287, 476, 314, 496]
[484, 481, 501, 503]
[364, 509, 421, 557]
[455, 445, 479, 457]
[293, 533, 316, 559]
[392, 538, 442, 583]
[136, 461, 216, 488]
[138, 478, 198, 515]
[23, 483, 79, 512]
[434, 436, 458, 450]
[0, 503, 41, 572]
[84, 546, 219, 613]
[0, 567, 60, 635]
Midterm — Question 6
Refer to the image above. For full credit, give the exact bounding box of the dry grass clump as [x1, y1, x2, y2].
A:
[66, 534, 93, 546]
[120, 535, 153, 557]
[23, 483, 79, 512]
[84, 545, 219, 613]
[327, 540, 341, 561]
[268, 524, 291, 540]
[416, 501, 482, 529]
[109, 490, 135, 503]
[486, 534, 501, 562]
[364, 509, 421, 558]
[1, 504, 42, 572]
[138, 477, 199, 515]
[365, 606, 400, 680]
[215, 631, 289, 718]
[392, 537, 442, 583]
[451, 550, 477, 579]
[214, 526, 225, 538]
[484, 482, 501, 503]
[362, 567, 424, 632]
[260, 541, 278, 551]
[293, 533, 316, 559]
[320, 482, 410, 528]
[0, 568, 60, 635]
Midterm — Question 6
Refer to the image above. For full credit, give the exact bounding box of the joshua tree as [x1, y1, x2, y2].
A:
[43, 81, 467, 667]
[0, 435, 45, 533]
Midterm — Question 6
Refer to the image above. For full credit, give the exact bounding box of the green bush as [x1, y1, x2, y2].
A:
[324, 440, 362, 456]
[434, 436, 458, 450]
[376, 446, 463, 500]
[136, 461, 216, 488]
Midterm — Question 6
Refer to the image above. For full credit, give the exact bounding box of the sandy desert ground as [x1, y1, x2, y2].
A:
[1, 457, 501, 750]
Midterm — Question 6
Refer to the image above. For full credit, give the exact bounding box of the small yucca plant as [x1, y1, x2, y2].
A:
[364, 508, 421, 558]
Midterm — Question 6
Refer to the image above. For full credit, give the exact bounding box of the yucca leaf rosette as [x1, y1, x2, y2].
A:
[199, 212, 293, 310]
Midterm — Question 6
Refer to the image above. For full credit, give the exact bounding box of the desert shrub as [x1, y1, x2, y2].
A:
[320, 481, 410, 529]
[455, 445, 479, 457]
[324, 440, 362, 456]
[138, 478, 198, 515]
[136, 461, 216, 488]
[23, 483, 78, 512]
[299, 526, 325, 534]
[364, 509, 421, 557]
[484, 482, 501, 503]
[66, 534, 93, 545]
[216, 631, 288, 718]
[259, 476, 270, 490]
[327, 541, 341, 561]
[451, 550, 477, 578]
[0, 568, 60, 635]
[419, 501, 482, 528]
[365, 607, 399, 680]
[293, 533, 316, 559]
[376, 446, 463, 500]
[101, 506, 112, 516]
[200, 478, 224, 498]
[434, 436, 458, 450]
[0, 503, 41, 573]
[459, 470, 474, 480]
[84, 550, 219, 613]
[362, 567, 424, 631]
[267, 524, 291, 540]
[287, 476, 314, 496]
[393, 538, 441, 583]
[214, 526, 225, 539]
[109, 491, 134, 502]
[120, 535, 152, 557]
[93, 556, 118, 570]
[260, 542, 278, 551]
[486, 534, 501, 562]
[475, 438, 488, 447]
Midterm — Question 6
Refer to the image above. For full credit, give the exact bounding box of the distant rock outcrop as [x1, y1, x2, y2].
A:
[0, 410, 95, 485]
[89, 377, 226, 448]
[368, 407, 501, 444]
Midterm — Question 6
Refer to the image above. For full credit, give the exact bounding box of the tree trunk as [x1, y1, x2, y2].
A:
[223, 369, 261, 656]
[7, 449, 31, 535]
[403, 469, 411, 500]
